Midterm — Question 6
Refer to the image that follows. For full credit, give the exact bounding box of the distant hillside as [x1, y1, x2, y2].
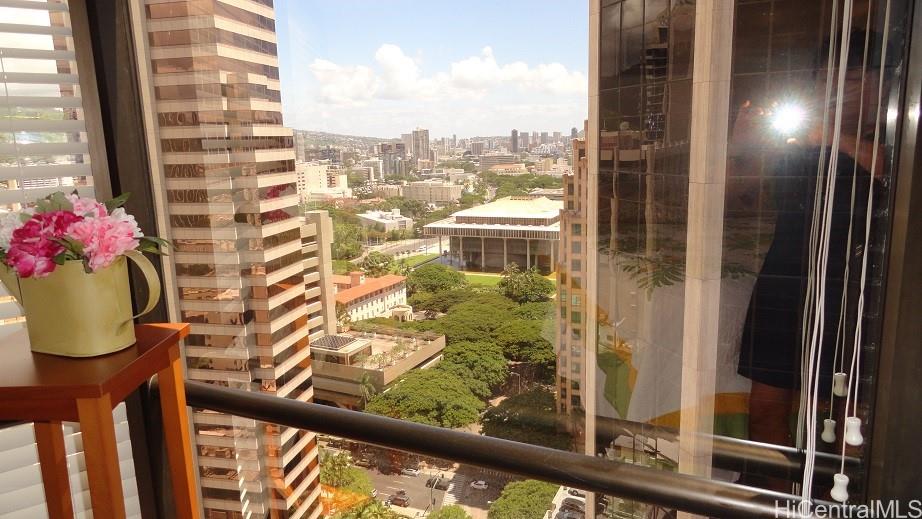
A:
[293, 129, 397, 150]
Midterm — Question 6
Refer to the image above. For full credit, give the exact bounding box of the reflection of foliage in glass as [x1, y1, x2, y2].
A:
[612, 251, 753, 295]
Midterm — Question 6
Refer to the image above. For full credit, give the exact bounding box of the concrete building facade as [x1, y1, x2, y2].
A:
[556, 131, 589, 452]
[423, 196, 561, 274]
[402, 179, 464, 204]
[356, 209, 414, 233]
[143, 1, 320, 517]
[334, 273, 408, 323]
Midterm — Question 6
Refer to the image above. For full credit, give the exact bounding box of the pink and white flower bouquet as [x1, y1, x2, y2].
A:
[0, 191, 167, 278]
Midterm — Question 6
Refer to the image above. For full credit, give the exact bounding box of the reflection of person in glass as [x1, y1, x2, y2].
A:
[732, 31, 885, 480]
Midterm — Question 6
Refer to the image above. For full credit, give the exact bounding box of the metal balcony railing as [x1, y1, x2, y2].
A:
[154, 380, 846, 519]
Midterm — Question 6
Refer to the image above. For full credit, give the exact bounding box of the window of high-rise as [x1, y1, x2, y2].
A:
[0, 1, 919, 519]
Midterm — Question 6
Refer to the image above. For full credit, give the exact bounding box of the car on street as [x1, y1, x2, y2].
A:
[470, 480, 488, 490]
[567, 488, 586, 498]
[400, 467, 420, 477]
[389, 495, 410, 507]
[556, 510, 584, 519]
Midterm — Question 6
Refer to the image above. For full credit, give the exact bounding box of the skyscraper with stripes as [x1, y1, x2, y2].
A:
[142, 1, 320, 517]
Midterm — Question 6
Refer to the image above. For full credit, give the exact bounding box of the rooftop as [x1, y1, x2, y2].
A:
[452, 196, 562, 219]
[335, 274, 406, 305]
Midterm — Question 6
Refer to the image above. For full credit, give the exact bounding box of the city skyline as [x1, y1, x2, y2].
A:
[275, 0, 588, 137]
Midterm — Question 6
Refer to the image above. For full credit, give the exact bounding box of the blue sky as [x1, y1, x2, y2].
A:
[275, 0, 588, 138]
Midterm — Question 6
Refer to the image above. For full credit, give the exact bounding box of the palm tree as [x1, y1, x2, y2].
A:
[358, 372, 377, 408]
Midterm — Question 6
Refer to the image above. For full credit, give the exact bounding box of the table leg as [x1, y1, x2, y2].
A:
[158, 354, 200, 518]
[76, 394, 126, 519]
[34, 421, 74, 519]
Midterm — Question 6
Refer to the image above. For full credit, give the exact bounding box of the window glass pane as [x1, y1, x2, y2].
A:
[592, 0, 910, 514]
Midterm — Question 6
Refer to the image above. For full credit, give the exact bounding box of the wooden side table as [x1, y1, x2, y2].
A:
[0, 323, 199, 519]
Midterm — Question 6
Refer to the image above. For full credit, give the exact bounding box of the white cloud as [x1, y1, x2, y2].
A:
[289, 44, 587, 135]
[308, 59, 379, 106]
[308, 44, 586, 104]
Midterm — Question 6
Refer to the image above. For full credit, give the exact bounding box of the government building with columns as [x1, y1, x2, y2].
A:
[423, 196, 561, 274]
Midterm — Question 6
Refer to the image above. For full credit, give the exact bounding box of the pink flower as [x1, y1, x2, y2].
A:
[68, 213, 140, 271]
[66, 193, 107, 218]
[5, 211, 83, 278]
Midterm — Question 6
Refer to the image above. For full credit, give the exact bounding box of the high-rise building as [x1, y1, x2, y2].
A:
[541, 131, 550, 144]
[532, 131, 540, 145]
[412, 128, 431, 164]
[471, 141, 485, 155]
[520, 132, 530, 150]
[143, 2, 320, 517]
[556, 124, 588, 452]
[571, 127, 579, 140]
[511, 129, 519, 153]
[400, 133, 414, 156]
[553, 131, 562, 143]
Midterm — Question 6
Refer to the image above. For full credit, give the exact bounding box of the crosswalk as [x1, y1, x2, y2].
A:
[441, 474, 469, 506]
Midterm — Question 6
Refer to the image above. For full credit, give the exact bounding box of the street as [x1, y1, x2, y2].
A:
[352, 237, 442, 263]
[356, 462, 519, 518]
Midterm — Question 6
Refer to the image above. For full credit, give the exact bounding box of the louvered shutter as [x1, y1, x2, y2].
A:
[0, 1, 140, 517]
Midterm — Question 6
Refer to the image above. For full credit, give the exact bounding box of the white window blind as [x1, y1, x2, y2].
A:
[0, 1, 140, 517]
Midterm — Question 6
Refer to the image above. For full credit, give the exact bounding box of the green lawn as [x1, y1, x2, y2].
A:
[403, 253, 438, 267]
[463, 272, 503, 286]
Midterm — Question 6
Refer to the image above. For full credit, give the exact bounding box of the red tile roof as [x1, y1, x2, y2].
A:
[331, 274, 353, 286]
[335, 274, 406, 305]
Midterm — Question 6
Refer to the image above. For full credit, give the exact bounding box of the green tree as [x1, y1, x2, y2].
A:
[365, 369, 484, 428]
[406, 264, 468, 295]
[427, 294, 515, 344]
[361, 251, 394, 277]
[429, 505, 472, 519]
[512, 301, 554, 320]
[494, 320, 555, 383]
[333, 223, 365, 260]
[335, 500, 407, 519]
[481, 388, 572, 450]
[357, 372, 377, 408]
[497, 263, 555, 303]
[347, 169, 370, 187]
[336, 302, 352, 329]
[434, 362, 491, 399]
[488, 480, 557, 519]
[320, 451, 374, 495]
[408, 287, 476, 314]
[440, 341, 509, 392]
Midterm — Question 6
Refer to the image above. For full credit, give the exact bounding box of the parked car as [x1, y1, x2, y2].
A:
[389, 495, 410, 507]
[400, 467, 420, 477]
[469, 480, 488, 490]
[567, 488, 586, 498]
[426, 477, 438, 488]
[435, 478, 450, 490]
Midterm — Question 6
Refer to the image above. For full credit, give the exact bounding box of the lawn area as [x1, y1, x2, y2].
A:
[402, 253, 438, 267]
[463, 272, 503, 286]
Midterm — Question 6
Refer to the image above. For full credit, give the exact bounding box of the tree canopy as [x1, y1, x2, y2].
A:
[440, 341, 509, 392]
[423, 294, 516, 344]
[408, 288, 477, 314]
[429, 505, 472, 519]
[481, 388, 572, 450]
[487, 480, 557, 519]
[334, 500, 408, 519]
[365, 369, 484, 428]
[494, 320, 555, 383]
[406, 264, 468, 295]
[497, 263, 555, 303]
[360, 251, 394, 277]
[320, 451, 374, 496]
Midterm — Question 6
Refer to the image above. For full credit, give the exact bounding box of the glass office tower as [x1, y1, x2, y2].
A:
[588, 0, 910, 516]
